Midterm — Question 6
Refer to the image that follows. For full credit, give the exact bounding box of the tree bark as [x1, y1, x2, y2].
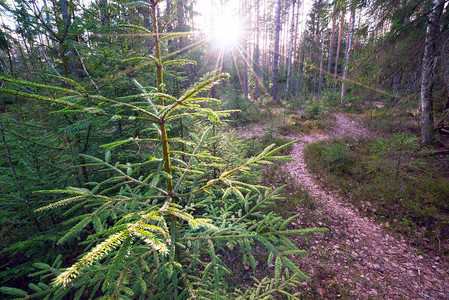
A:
[254, 0, 260, 101]
[295, 1, 305, 98]
[421, 0, 445, 145]
[60, 0, 83, 78]
[176, 0, 184, 50]
[328, 8, 337, 74]
[285, 0, 296, 102]
[272, 0, 282, 103]
[334, 6, 346, 77]
[318, 31, 325, 96]
[242, 0, 248, 99]
[295, 36, 304, 98]
[99, 0, 108, 27]
[262, 0, 268, 85]
[341, 3, 355, 104]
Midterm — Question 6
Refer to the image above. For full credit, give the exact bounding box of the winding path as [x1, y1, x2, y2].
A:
[241, 114, 449, 299]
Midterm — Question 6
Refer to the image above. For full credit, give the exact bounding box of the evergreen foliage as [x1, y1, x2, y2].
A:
[0, 1, 327, 298]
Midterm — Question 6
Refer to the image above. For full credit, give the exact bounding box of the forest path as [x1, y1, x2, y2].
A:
[241, 114, 449, 299]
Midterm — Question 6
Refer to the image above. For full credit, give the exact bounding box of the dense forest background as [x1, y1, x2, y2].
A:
[0, 0, 448, 298]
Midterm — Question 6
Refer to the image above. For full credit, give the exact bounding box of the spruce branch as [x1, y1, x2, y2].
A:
[35, 195, 85, 212]
[118, 23, 152, 34]
[54, 231, 129, 286]
[187, 140, 299, 196]
[163, 59, 196, 67]
[0, 76, 82, 95]
[88, 95, 159, 121]
[46, 74, 88, 95]
[178, 73, 230, 103]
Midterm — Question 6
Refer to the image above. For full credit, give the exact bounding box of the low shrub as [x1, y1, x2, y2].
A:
[322, 142, 353, 174]
[305, 99, 322, 120]
[279, 114, 331, 135]
[361, 109, 420, 135]
[369, 133, 419, 181]
[321, 91, 340, 110]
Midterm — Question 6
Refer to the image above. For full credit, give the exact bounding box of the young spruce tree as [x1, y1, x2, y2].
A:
[0, 1, 326, 298]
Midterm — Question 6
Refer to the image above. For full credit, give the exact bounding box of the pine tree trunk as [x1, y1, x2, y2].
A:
[242, 0, 248, 99]
[177, 1, 184, 50]
[248, 2, 253, 97]
[285, 0, 296, 102]
[341, 4, 355, 104]
[283, 10, 289, 68]
[295, 1, 305, 98]
[293, 0, 300, 53]
[262, 0, 268, 85]
[421, 0, 445, 145]
[272, 0, 282, 103]
[295, 37, 303, 98]
[328, 8, 337, 74]
[312, 8, 321, 95]
[255, 0, 260, 101]
[334, 6, 345, 77]
[318, 32, 325, 96]
[164, 1, 173, 49]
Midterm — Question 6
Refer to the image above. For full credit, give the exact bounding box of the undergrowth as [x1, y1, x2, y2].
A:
[279, 114, 335, 136]
[360, 109, 420, 136]
[304, 137, 449, 256]
[262, 162, 317, 221]
[243, 124, 294, 156]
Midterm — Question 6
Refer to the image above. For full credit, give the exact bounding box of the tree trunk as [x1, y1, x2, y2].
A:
[164, 0, 173, 49]
[255, 0, 260, 101]
[295, 1, 305, 98]
[421, 0, 445, 145]
[334, 6, 346, 77]
[318, 32, 325, 96]
[392, 72, 402, 105]
[262, 0, 268, 85]
[341, 4, 355, 104]
[272, 0, 282, 103]
[248, 1, 253, 97]
[295, 36, 303, 98]
[285, 0, 296, 102]
[99, 0, 108, 27]
[242, 0, 248, 99]
[177, 0, 184, 50]
[60, 0, 83, 78]
[60, 0, 90, 184]
[328, 8, 337, 74]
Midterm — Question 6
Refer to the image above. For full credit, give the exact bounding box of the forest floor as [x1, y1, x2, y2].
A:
[238, 114, 449, 299]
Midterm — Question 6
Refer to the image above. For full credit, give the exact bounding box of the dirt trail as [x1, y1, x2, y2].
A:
[242, 114, 449, 299]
